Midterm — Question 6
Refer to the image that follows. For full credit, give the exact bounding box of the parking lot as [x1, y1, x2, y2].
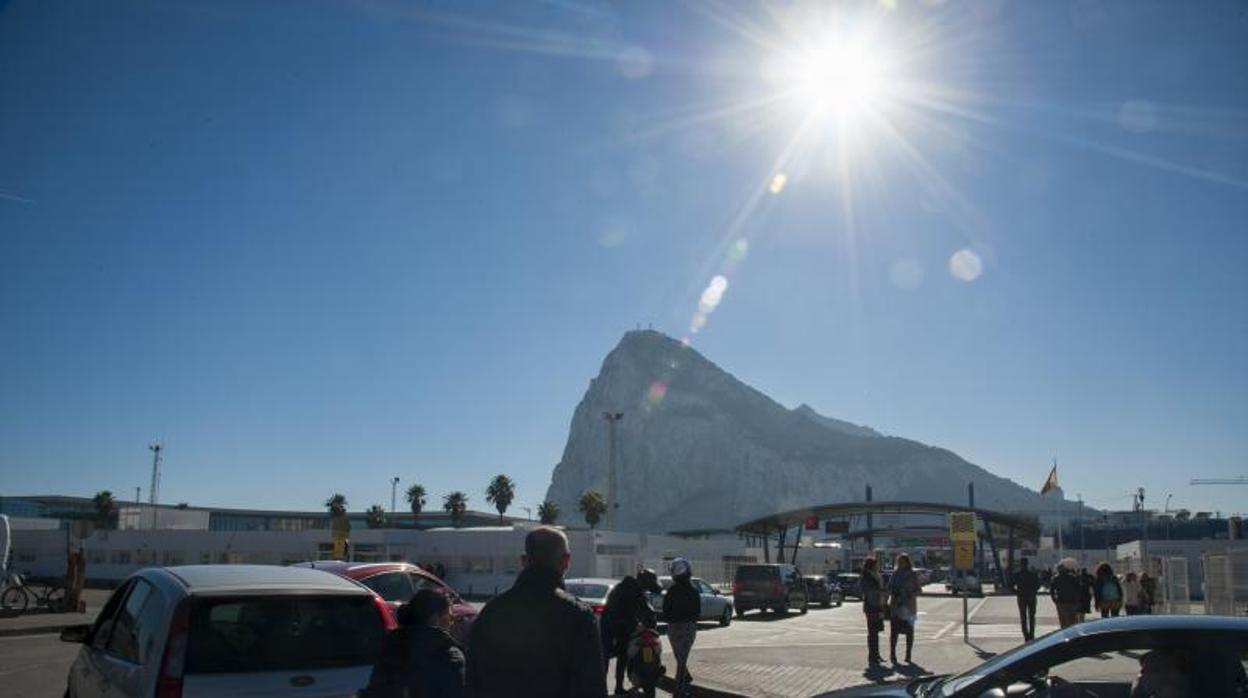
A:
[3, 584, 1066, 698]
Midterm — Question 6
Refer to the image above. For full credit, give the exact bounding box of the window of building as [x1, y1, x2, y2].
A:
[462, 556, 493, 574]
[111, 551, 131, 565]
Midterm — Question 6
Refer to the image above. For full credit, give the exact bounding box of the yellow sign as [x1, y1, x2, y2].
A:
[948, 512, 976, 542]
[953, 540, 975, 571]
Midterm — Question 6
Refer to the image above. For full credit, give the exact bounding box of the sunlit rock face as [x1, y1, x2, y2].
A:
[545, 331, 1054, 534]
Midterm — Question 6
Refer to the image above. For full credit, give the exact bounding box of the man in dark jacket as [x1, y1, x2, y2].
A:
[601, 572, 658, 695]
[466, 526, 606, 698]
[359, 588, 466, 698]
[1049, 563, 1081, 629]
[1010, 558, 1041, 641]
[661, 559, 701, 698]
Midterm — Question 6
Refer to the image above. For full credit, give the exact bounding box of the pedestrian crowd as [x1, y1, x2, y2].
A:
[1045, 557, 1157, 631]
[359, 525, 696, 698]
[860, 553, 923, 667]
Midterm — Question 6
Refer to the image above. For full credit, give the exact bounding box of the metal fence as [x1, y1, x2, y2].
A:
[1201, 548, 1248, 616]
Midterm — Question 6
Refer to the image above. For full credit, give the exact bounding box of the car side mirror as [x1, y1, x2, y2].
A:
[60, 624, 92, 644]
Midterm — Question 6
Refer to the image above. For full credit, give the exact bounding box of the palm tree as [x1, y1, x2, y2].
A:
[324, 493, 348, 517]
[365, 504, 387, 529]
[485, 474, 516, 524]
[537, 500, 560, 525]
[405, 484, 427, 525]
[92, 490, 117, 529]
[443, 491, 468, 528]
[578, 490, 607, 530]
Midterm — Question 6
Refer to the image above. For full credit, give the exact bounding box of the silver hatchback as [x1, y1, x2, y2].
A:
[60, 564, 396, 698]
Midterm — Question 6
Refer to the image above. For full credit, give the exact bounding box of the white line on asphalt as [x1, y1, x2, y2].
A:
[932, 621, 956, 640]
[966, 596, 990, 621]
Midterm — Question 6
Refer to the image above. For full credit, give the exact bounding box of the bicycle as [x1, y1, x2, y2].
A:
[1, 572, 68, 615]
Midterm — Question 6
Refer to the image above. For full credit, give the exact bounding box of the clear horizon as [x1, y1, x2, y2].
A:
[2, 1, 1245, 520]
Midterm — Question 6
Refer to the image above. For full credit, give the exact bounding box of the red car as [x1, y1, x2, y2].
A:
[294, 561, 477, 643]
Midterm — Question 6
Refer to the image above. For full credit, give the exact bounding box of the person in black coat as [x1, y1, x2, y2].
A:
[1010, 558, 1041, 641]
[359, 588, 466, 698]
[466, 526, 606, 698]
[601, 571, 659, 695]
[662, 559, 701, 697]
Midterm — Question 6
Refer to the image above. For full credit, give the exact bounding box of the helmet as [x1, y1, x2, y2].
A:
[636, 567, 660, 593]
[669, 557, 692, 577]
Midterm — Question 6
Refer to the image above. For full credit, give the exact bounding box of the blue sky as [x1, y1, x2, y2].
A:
[2, 1, 1246, 519]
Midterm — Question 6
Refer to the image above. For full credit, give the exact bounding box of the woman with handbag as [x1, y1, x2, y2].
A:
[888, 554, 921, 665]
[860, 557, 887, 666]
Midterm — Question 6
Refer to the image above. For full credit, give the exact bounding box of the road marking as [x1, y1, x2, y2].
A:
[966, 596, 990, 621]
[932, 621, 956, 640]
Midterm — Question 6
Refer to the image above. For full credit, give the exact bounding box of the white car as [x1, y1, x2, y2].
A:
[563, 577, 618, 615]
[948, 572, 984, 596]
[60, 564, 396, 697]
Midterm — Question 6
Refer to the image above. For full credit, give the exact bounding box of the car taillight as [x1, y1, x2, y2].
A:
[156, 599, 191, 698]
[372, 595, 398, 630]
[592, 604, 606, 614]
[732, 581, 741, 594]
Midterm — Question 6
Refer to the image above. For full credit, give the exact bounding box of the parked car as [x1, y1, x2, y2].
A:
[59, 564, 396, 698]
[292, 560, 477, 643]
[832, 572, 862, 599]
[732, 563, 808, 617]
[563, 577, 616, 615]
[818, 615, 1248, 696]
[803, 575, 843, 607]
[652, 576, 734, 626]
[946, 571, 983, 597]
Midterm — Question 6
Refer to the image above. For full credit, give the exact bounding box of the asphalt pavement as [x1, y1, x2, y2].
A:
[0, 632, 79, 698]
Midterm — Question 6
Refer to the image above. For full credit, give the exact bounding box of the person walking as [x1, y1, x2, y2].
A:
[1139, 571, 1157, 614]
[1121, 571, 1143, 615]
[600, 569, 658, 695]
[662, 558, 701, 698]
[359, 588, 466, 698]
[860, 557, 887, 666]
[1011, 558, 1041, 641]
[1049, 560, 1082, 629]
[1077, 567, 1095, 622]
[466, 526, 606, 698]
[887, 553, 921, 664]
[1093, 562, 1123, 618]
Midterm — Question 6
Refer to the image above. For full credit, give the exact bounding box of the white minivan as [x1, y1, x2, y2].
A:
[60, 564, 396, 698]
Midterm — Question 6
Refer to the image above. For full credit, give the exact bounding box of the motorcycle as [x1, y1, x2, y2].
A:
[626, 624, 665, 698]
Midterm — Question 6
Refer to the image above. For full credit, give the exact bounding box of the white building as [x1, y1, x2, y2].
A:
[6, 523, 764, 595]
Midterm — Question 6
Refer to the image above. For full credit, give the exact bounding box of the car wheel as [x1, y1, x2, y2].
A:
[720, 606, 732, 627]
[800, 599, 809, 614]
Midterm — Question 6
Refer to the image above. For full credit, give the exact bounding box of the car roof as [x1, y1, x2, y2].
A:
[564, 577, 617, 586]
[1064, 614, 1248, 636]
[160, 564, 369, 595]
[291, 560, 425, 578]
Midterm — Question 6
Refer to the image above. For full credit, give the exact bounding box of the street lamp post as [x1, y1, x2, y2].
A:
[1165, 493, 1173, 541]
[390, 477, 400, 515]
[603, 411, 624, 531]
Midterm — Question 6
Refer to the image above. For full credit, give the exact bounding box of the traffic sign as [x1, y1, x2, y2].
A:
[948, 512, 976, 542]
[953, 540, 975, 571]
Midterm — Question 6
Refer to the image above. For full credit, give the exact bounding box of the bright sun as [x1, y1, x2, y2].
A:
[787, 41, 886, 120]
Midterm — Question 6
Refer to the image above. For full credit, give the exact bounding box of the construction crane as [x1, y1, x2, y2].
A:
[1190, 477, 1248, 485]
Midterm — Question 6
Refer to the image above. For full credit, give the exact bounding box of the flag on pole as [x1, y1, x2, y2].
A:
[1040, 465, 1058, 495]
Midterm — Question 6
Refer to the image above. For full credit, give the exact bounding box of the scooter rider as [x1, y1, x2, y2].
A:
[601, 567, 659, 695]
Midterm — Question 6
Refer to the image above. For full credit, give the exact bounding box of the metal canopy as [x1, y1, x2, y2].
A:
[734, 500, 1040, 538]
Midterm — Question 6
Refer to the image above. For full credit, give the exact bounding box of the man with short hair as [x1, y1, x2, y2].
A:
[466, 526, 606, 697]
[1011, 558, 1040, 641]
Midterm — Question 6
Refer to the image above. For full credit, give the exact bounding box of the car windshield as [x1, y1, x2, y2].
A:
[185, 595, 385, 674]
[565, 583, 610, 600]
[935, 627, 1075, 696]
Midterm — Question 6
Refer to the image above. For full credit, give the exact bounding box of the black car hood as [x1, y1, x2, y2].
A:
[819, 675, 945, 697]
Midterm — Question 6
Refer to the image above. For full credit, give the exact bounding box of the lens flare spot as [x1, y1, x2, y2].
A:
[647, 380, 668, 405]
[698, 275, 729, 314]
[769, 172, 788, 194]
[729, 239, 749, 262]
[690, 312, 707, 332]
[949, 249, 983, 282]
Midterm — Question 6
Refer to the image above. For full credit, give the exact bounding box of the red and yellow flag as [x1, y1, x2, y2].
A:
[1040, 465, 1058, 495]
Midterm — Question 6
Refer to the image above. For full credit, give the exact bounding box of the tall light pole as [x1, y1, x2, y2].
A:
[148, 441, 163, 530]
[390, 477, 400, 515]
[1077, 494, 1085, 565]
[1165, 493, 1173, 541]
[603, 411, 624, 531]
